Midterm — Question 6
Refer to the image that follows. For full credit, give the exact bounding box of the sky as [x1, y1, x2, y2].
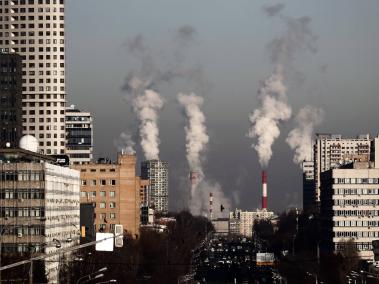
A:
[65, 0, 379, 214]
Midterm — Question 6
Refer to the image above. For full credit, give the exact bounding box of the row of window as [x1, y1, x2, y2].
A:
[0, 15, 64, 21]
[334, 178, 379, 184]
[98, 212, 116, 220]
[335, 231, 379, 238]
[81, 168, 116, 173]
[0, 171, 44, 181]
[2, 7, 64, 12]
[98, 202, 116, 209]
[82, 179, 116, 186]
[1, 188, 44, 199]
[24, 93, 65, 99]
[333, 220, 379, 227]
[1, 207, 45, 217]
[24, 109, 65, 115]
[0, 225, 44, 236]
[81, 191, 116, 198]
[96, 223, 116, 232]
[335, 242, 372, 252]
[1, 0, 64, 4]
[334, 199, 379, 206]
[0, 243, 44, 253]
[26, 125, 64, 131]
[334, 188, 379, 195]
[334, 210, 379, 217]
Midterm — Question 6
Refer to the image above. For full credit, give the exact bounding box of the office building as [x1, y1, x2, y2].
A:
[73, 153, 147, 238]
[65, 105, 93, 165]
[302, 160, 316, 212]
[0, 144, 80, 282]
[141, 160, 169, 214]
[0, 52, 22, 148]
[314, 134, 371, 205]
[0, 0, 66, 155]
[229, 208, 275, 238]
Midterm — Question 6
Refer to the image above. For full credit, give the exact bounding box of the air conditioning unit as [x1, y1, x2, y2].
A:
[114, 224, 123, 248]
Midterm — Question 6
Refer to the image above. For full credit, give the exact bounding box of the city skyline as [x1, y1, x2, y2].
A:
[66, 0, 379, 212]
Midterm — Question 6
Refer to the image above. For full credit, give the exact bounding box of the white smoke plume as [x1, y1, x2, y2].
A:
[132, 89, 164, 160]
[286, 106, 324, 165]
[114, 132, 136, 154]
[247, 66, 292, 167]
[177, 93, 209, 172]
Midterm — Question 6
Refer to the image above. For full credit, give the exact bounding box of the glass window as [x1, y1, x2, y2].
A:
[99, 202, 106, 209]
[109, 191, 115, 198]
[109, 202, 116, 208]
[100, 191, 106, 197]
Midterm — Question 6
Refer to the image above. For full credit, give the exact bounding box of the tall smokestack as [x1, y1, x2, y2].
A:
[209, 192, 213, 220]
[190, 171, 199, 199]
[262, 170, 268, 210]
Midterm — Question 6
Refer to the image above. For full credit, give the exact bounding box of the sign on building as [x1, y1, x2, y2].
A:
[95, 233, 114, 252]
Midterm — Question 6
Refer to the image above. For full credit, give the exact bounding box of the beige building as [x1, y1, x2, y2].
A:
[73, 153, 146, 238]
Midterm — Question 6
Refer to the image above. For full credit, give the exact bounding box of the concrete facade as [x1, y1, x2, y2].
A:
[0, 0, 66, 155]
[73, 154, 145, 238]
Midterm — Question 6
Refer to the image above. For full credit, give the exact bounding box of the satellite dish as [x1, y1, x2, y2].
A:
[19, 135, 39, 153]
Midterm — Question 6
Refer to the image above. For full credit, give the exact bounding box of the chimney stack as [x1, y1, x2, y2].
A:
[262, 170, 268, 210]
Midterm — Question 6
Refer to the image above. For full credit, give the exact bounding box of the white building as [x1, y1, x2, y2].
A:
[314, 134, 371, 204]
[0, 148, 80, 282]
[65, 105, 93, 165]
[0, 0, 66, 155]
[230, 208, 275, 238]
[141, 160, 168, 214]
[320, 137, 379, 260]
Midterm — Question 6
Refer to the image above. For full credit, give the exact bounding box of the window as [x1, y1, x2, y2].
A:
[99, 213, 106, 220]
[81, 180, 87, 186]
[99, 202, 106, 209]
[110, 180, 116, 186]
[110, 213, 116, 219]
[80, 191, 86, 198]
[100, 191, 106, 197]
[109, 191, 115, 198]
[90, 180, 96, 186]
[101, 180, 106, 186]
[109, 202, 116, 209]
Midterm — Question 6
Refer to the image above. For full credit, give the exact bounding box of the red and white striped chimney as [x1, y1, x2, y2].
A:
[262, 170, 268, 210]
[209, 192, 213, 219]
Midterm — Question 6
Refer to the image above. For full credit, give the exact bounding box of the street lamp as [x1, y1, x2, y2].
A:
[76, 267, 107, 284]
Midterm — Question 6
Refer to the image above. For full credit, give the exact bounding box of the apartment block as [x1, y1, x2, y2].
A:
[0, 147, 80, 282]
[73, 154, 146, 238]
[0, 0, 66, 155]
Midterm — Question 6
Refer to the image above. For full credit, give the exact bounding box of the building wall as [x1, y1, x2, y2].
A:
[321, 166, 379, 260]
[73, 154, 142, 238]
[0, 52, 22, 148]
[0, 0, 66, 155]
[141, 160, 169, 214]
[302, 161, 315, 212]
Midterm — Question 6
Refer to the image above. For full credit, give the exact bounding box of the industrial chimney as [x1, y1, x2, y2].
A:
[189, 171, 199, 198]
[262, 170, 268, 210]
[209, 192, 213, 220]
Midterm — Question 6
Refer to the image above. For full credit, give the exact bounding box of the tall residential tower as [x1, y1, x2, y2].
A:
[0, 0, 66, 154]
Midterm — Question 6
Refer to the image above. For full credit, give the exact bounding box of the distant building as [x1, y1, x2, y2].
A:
[212, 218, 229, 236]
[314, 134, 371, 206]
[0, 148, 80, 282]
[302, 160, 315, 212]
[80, 203, 96, 241]
[0, 53, 22, 148]
[141, 206, 154, 225]
[321, 136, 379, 260]
[141, 160, 169, 214]
[65, 105, 93, 165]
[230, 208, 275, 238]
[73, 154, 147, 238]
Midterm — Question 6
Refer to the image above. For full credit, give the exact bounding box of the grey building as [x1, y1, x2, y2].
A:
[65, 105, 93, 164]
[302, 160, 316, 213]
[0, 0, 66, 155]
[141, 160, 168, 214]
[0, 52, 22, 148]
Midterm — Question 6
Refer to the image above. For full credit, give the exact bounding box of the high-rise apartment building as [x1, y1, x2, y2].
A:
[65, 105, 93, 165]
[0, 0, 66, 155]
[0, 52, 22, 148]
[141, 160, 169, 214]
[0, 147, 80, 282]
[73, 154, 147, 238]
[314, 134, 371, 204]
[302, 160, 315, 212]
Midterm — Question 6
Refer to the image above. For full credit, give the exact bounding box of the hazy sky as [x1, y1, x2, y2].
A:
[65, 0, 379, 213]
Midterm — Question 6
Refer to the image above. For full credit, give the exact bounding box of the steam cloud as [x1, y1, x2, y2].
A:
[177, 93, 209, 172]
[248, 7, 319, 168]
[114, 132, 136, 154]
[286, 106, 324, 165]
[132, 90, 164, 160]
[247, 67, 292, 167]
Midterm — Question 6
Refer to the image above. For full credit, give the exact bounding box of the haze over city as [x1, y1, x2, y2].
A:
[66, 0, 379, 212]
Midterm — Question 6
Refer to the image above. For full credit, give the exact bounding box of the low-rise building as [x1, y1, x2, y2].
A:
[73, 153, 147, 238]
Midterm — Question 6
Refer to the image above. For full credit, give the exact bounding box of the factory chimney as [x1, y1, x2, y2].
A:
[189, 171, 199, 198]
[209, 192, 213, 220]
[262, 170, 268, 210]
